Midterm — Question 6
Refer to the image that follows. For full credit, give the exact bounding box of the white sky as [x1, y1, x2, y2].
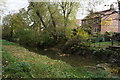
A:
[3, 0, 119, 19]
[5, 0, 29, 14]
[77, 0, 118, 19]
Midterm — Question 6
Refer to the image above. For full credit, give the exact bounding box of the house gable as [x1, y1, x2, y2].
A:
[101, 12, 120, 34]
[81, 4, 120, 34]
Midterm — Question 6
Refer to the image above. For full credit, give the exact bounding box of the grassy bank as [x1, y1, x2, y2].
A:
[2, 40, 101, 78]
[91, 41, 120, 48]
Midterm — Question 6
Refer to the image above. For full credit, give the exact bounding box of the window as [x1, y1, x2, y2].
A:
[94, 27, 99, 32]
[96, 18, 99, 23]
[82, 20, 84, 24]
[94, 18, 99, 23]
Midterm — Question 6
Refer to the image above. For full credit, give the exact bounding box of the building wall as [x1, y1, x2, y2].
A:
[118, 15, 120, 32]
[101, 13, 120, 34]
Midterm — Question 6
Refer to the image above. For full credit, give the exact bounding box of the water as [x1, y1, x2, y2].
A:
[26, 47, 120, 77]
[28, 47, 103, 67]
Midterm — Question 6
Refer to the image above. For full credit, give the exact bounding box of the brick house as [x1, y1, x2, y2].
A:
[82, 4, 120, 34]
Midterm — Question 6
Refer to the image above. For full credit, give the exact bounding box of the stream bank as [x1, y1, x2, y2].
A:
[24, 46, 120, 78]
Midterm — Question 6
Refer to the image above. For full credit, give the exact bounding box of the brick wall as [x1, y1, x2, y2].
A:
[101, 12, 120, 34]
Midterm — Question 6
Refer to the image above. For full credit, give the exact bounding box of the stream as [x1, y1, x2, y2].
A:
[25, 46, 120, 78]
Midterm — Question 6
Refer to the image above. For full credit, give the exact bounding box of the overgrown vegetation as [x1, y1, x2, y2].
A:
[2, 39, 107, 78]
[62, 28, 91, 55]
[2, 2, 79, 46]
[1, 1, 120, 78]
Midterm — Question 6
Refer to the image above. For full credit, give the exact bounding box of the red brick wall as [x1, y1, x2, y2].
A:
[101, 13, 120, 34]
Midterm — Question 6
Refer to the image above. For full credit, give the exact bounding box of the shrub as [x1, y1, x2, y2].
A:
[94, 68, 107, 78]
[2, 25, 12, 41]
[92, 48, 113, 59]
[62, 29, 91, 54]
[13, 28, 54, 47]
[14, 29, 37, 46]
[114, 33, 120, 41]
[37, 31, 54, 47]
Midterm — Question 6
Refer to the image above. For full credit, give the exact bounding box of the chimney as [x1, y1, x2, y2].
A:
[110, 4, 114, 10]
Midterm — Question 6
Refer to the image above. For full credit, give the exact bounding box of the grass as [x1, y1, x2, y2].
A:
[1, 39, 16, 45]
[2, 50, 33, 78]
[91, 41, 120, 48]
[2, 39, 107, 78]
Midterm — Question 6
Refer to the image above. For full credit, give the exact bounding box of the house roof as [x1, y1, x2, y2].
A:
[99, 9, 112, 13]
[82, 9, 119, 20]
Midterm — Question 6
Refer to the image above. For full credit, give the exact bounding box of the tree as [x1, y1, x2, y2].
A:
[2, 9, 29, 41]
[58, 2, 79, 35]
[28, 2, 58, 40]
[28, 2, 79, 41]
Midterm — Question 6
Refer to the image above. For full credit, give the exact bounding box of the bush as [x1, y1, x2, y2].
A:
[62, 38, 89, 54]
[14, 29, 54, 47]
[14, 29, 37, 46]
[92, 48, 113, 59]
[62, 29, 91, 54]
[37, 31, 54, 47]
[2, 26, 12, 41]
[114, 33, 120, 41]
[94, 68, 107, 78]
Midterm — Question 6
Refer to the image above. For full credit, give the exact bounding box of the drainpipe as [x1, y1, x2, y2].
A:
[118, 1, 120, 14]
[118, 1, 120, 33]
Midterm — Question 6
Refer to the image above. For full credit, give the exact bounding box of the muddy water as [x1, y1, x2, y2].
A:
[36, 48, 99, 67]
[26, 47, 119, 78]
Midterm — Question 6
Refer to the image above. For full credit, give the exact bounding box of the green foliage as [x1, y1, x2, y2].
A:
[2, 40, 102, 78]
[12, 27, 54, 47]
[3, 62, 32, 78]
[2, 10, 29, 41]
[91, 41, 120, 48]
[94, 68, 107, 78]
[2, 24, 12, 40]
[67, 67, 95, 78]
[15, 29, 38, 46]
[2, 50, 16, 66]
[92, 48, 113, 59]
[66, 28, 91, 39]
[2, 50, 33, 78]
[1, 39, 16, 45]
[37, 31, 54, 47]
[113, 33, 120, 41]
[63, 29, 91, 54]
[28, 2, 79, 41]
[2, 2, 79, 47]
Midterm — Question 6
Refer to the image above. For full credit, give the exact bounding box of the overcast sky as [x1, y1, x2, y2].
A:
[5, 0, 29, 14]
[77, 0, 118, 19]
[3, 0, 119, 19]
